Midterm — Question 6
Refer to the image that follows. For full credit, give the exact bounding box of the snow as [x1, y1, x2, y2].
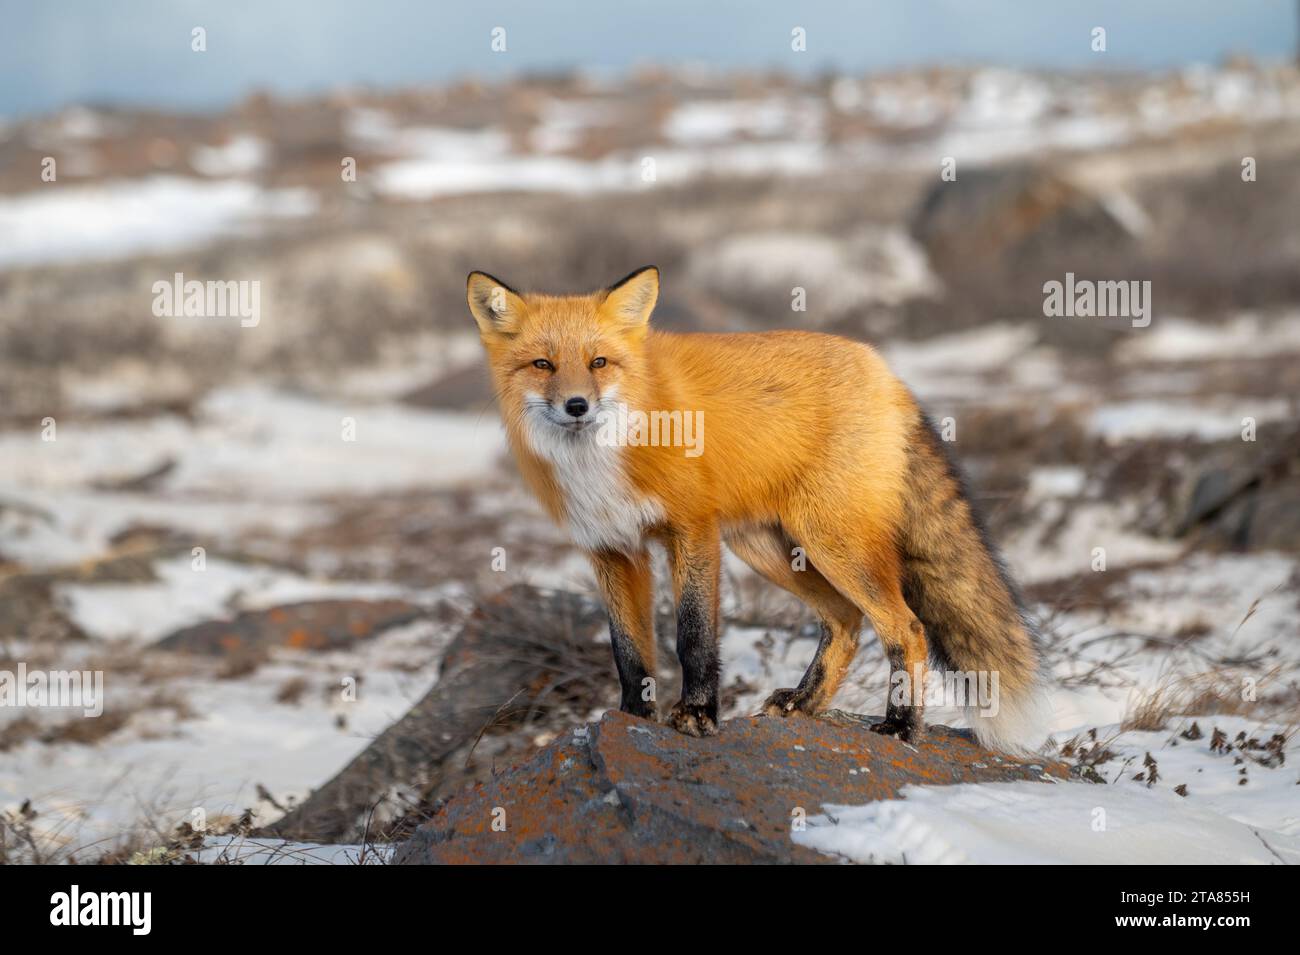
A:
[885, 324, 1036, 377]
[0, 619, 448, 860]
[1068, 718, 1300, 834]
[195, 837, 392, 864]
[718, 624, 816, 719]
[1026, 466, 1087, 501]
[961, 69, 1051, 127]
[0, 386, 505, 497]
[1003, 501, 1181, 584]
[882, 323, 1044, 400]
[0, 386, 506, 568]
[690, 227, 938, 318]
[376, 149, 628, 199]
[56, 557, 412, 645]
[0, 176, 317, 269]
[1120, 314, 1300, 363]
[797, 711, 1300, 864]
[845, 65, 1300, 171]
[348, 101, 834, 200]
[1088, 398, 1291, 442]
[0, 487, 326, 570]
[367, 133, 830, 199]
[529, 98, 621, 154]
[1037, 551, 1300, 736]
[662, 97, 824, 145]
[190, 134, 269, 177]
[348, 109, 627, 198]
[795, 773, 1300, 864]
[169, 386, 505, 496]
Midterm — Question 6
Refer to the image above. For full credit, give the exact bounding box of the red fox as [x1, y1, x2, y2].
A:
[468, 266, 1047, 752]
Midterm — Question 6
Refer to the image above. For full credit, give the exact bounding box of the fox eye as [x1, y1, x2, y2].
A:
[590, 357, 607, 369]
[532, 359, 553, 370]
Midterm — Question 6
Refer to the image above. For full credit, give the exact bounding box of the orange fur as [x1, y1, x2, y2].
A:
[470, 270, 913, 540]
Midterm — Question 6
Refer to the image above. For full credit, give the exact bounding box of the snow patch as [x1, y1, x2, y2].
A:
[190, 135, 269, 177]
[795, 778, 1300, 864]
[0, 176, 316, 269]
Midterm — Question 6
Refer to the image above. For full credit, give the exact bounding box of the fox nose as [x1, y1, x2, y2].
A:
[564, 396, 589, 418]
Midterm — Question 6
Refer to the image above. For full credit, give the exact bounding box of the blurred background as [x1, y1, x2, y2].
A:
[1, 2, 1298, 862]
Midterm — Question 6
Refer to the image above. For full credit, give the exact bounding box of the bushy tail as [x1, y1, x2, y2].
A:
[899, 412, 1050, 754]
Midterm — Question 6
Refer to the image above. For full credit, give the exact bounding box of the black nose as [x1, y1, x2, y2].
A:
[564, 397, 589, 418]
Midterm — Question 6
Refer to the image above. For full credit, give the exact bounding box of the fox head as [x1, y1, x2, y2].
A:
[467, 266, 659, 447]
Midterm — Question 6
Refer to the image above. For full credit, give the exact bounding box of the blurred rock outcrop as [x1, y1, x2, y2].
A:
[265, 585, 620, 843]
[154, 599, 424, 655]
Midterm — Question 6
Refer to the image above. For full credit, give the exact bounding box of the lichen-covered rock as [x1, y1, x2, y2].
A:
[395, 709, 1069, 864]
[154, 599, 424, 655]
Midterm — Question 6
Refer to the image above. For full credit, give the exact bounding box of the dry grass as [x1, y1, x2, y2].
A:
[1121, 665, 1294, 732]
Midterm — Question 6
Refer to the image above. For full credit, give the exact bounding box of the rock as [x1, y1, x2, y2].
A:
[1174, 426, 1300, 552]
[911, 162, 1136, 276]
[907, 162, 1142, 339]
[1246, 488, 1300, 552]
[394, 709, 1070, 864]
[154, 599, 424, 655]
[264, 585, 615, 843]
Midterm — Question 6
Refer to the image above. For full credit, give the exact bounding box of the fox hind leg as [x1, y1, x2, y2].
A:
[848, 583, 929, 741]
[725, 525, 864, 717]
[761, 620, 862, 718]
[787, 527, 930, 742]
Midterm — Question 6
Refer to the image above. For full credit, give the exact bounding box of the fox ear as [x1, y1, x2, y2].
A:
[600, 266, 659, 328]
[467, 271, 526, 335]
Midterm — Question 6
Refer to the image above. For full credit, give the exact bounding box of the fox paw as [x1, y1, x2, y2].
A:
[870, 716, 924, 743]
[620, 699, 658, 722]
[761, 687, 817, 718]
[668, 701, 718, 737]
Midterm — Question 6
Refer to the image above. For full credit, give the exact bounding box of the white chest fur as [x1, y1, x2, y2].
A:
[525, 421, 662, 554]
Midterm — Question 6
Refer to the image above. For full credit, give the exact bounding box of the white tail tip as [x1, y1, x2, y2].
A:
[967, 683, 1052, 756]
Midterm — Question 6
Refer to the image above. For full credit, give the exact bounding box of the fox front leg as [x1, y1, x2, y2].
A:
[588, 549, 658, 720]
[666, 525, 722, 737]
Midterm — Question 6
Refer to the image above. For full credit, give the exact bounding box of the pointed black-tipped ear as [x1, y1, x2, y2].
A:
[600, 266, 659, 328]
[467, 271, 526, 335]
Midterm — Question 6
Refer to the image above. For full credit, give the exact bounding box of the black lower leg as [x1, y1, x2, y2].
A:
[608, 616, 656, 720]
[795, 625, 833, 696]
[669, 586, 719, 734]
[875, 646, 923, 739]
[763, 625, 830, 716]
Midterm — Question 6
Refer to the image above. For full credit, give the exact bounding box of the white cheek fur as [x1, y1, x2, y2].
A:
[521, 390, 662, 554]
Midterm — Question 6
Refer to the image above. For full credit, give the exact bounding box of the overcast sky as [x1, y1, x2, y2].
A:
[2, 0, 1296, 117]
